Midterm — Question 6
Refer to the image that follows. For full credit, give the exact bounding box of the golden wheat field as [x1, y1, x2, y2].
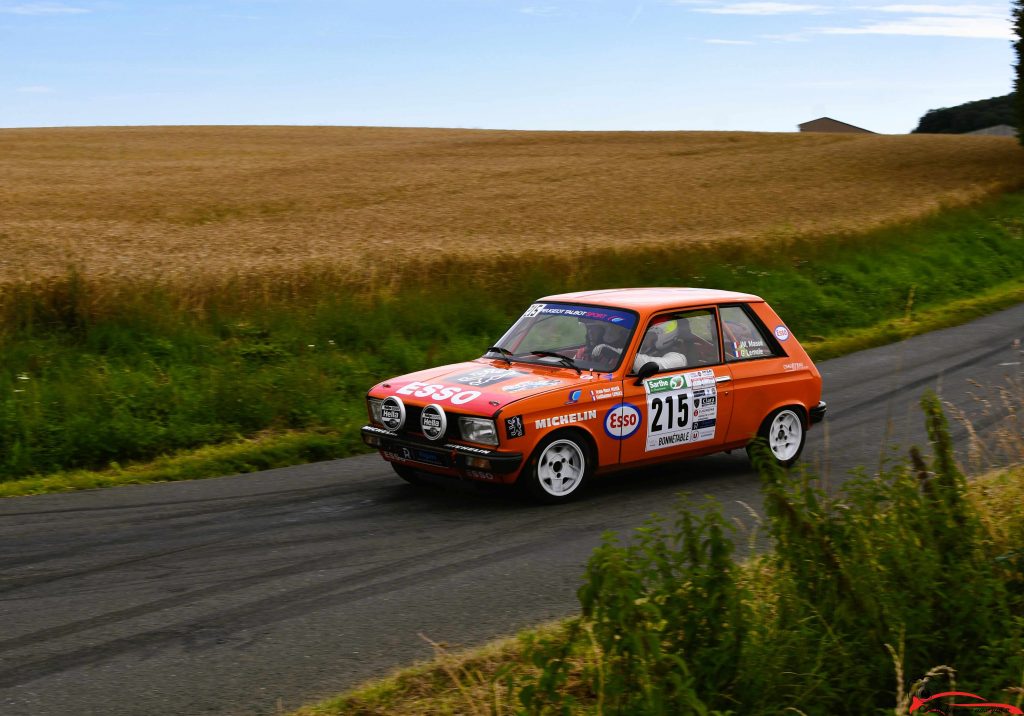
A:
[1, 125, 1022, 289]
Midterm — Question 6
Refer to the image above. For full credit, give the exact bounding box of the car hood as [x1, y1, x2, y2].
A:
[369, 359, 615, 415]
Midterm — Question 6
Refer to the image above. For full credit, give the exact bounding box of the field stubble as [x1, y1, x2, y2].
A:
[2, 125, 1023, 299]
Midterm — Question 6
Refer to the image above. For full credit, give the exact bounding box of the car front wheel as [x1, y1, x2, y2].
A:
[749, 407, 806, 468]
[521, 433, 591, 503]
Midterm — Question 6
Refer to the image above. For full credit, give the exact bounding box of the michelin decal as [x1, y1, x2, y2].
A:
[534, 410, 597, 430]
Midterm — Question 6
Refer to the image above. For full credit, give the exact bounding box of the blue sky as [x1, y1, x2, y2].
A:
[0, 0, 1016, 133]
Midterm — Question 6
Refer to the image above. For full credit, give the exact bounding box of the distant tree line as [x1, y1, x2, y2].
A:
[911, 93, 1017, 134]
[914, 4, 1022, 143]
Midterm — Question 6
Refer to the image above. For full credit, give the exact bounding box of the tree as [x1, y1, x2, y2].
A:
[911, 93, 1016, 133]
[1015, 0, 1023, 145]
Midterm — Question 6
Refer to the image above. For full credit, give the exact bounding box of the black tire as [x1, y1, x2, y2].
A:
[392, 462, 427, 486]
[747, 407, 806, 468]
[520, 432, 593, 503]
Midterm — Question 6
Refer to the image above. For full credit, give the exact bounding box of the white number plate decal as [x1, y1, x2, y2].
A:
[644, 370, 718, 452]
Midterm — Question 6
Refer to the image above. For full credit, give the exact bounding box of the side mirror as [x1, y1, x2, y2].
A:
[633, 361, 659, 385]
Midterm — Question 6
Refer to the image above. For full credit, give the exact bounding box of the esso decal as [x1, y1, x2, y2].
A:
[604, 403, 641, 440]
[774, 325, 790, 342]
[395, 381, 482, 405]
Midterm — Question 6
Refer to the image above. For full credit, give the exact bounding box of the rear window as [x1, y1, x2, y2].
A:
[720, 305, 778, 361]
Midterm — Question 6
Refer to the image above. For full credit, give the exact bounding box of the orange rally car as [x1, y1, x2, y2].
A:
[361, 288, 826, 502]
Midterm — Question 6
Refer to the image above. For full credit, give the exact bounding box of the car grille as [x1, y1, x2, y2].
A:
[401, 405, 461, 442]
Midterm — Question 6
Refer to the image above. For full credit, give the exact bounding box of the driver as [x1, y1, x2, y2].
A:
[581, 320, 630, 368]
[632, 319, 688, 372]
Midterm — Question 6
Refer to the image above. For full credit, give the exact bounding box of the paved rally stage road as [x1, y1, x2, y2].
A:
[1, 304, 1022, 716]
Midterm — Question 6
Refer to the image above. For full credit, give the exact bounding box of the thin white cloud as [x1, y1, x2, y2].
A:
[16, 85, 54, 93]
[678, 0, 1010, 40]
[761, 31, 811, 40]
[695, 2, 827, 14]
[705, 37, 755, 43]
[874, 3, 1001, 14]
[0, 2, 90, 14]
[819, 15, 1011, 37]
[520, 5, 560, 15]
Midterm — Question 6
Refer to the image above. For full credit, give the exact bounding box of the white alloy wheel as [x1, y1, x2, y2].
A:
[767, 409, 803, 463]
[536, 438, 587, 499]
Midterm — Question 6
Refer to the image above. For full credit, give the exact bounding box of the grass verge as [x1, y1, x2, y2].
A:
[0, 429, 350, 498]
[3, 275, 1023, 499]
[800, 277, 1024, 361]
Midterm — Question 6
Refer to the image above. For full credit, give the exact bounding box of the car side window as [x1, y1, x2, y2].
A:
[720, 305, 779, 362]
[631, 308, 721, 373]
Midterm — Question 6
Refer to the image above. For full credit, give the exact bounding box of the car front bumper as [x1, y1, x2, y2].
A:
[361, 425, 524, 482]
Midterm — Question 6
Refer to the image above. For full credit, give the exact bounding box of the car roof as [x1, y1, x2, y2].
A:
[538, 287, 764, 310]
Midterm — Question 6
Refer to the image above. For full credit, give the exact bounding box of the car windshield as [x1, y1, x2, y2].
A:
[487, 302, 639, 372]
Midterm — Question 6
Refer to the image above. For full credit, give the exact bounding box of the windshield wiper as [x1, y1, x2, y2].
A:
[530, 350, 581, 375]
[486, 345, 514, 366]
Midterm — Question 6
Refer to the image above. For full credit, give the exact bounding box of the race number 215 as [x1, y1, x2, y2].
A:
[649, 394, 689, 433]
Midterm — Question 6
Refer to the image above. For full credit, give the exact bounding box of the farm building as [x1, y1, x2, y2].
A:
[798, 117, 875, 134]
[965, 124, 1018, 137]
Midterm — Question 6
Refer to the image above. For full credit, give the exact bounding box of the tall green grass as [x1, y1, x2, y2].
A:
[2, 192, 1023, 483]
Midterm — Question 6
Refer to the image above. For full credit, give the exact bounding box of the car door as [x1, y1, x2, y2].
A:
[617, 307, 734, 466]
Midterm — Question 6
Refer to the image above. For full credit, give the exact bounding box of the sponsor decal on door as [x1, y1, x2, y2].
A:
[643, 370, 718, 452]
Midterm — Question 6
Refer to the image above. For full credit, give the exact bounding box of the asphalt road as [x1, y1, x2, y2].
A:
[1, 304, 1022, 716]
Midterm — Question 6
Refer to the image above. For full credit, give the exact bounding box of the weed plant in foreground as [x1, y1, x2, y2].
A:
[1, 192, 1024, 489]
[301, 394, 1024, 716]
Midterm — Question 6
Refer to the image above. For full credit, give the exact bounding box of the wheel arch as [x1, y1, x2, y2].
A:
[759, 400, 810, 432]
[563, 426, 600, 469]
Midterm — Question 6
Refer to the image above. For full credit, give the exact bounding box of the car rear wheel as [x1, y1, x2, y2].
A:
[748, 407, 806, 468]
[392, 462, 427, 486]
[522, 433, 591, 503]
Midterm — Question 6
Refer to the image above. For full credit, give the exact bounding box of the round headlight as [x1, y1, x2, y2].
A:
[420, 403, 447, 441]
[380, 396, 406, 431]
